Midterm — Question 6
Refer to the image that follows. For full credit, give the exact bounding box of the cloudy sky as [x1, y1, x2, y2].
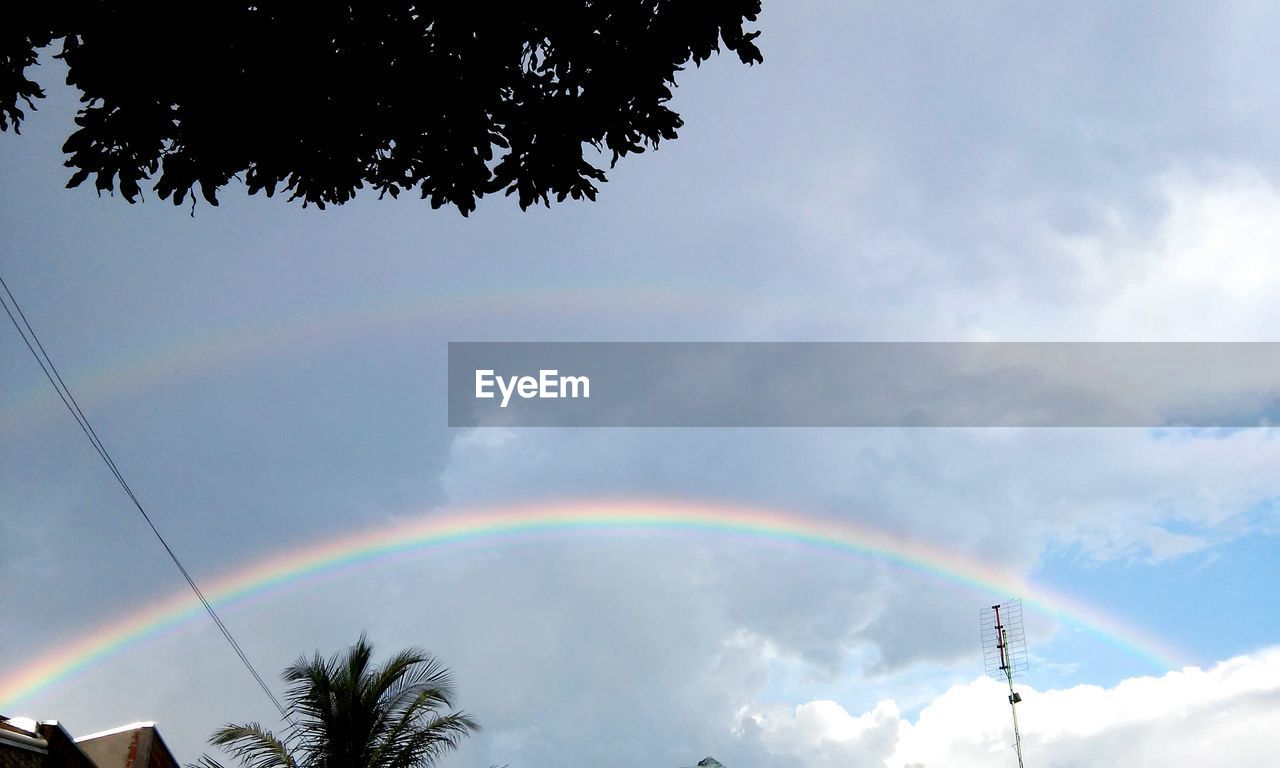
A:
[3, 2, 1280, 766]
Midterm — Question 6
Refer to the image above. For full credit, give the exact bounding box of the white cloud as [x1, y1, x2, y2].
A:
[1060, 167, 1280, 340]
[747, 647, 1280, 768]
[441, 427, 1280, 568]
[432, 425, 1280, 679]
[748, 699, 903, 768]
[768, 161, 1280, 342]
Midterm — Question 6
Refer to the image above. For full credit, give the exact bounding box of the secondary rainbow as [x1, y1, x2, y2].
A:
[1, 282, 720, 427]
[0, 499, 1194, 710]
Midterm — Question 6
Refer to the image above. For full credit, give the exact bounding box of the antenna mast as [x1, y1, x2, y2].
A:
[981, 599, 1029, 768]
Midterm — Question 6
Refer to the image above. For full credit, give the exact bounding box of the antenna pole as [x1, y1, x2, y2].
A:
[993, 604, 1026, 768]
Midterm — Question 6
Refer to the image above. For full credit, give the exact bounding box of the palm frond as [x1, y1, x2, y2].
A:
[205, 723, 296, 768]
[206, 637, 477, 768]
[378, 711, 480, 768]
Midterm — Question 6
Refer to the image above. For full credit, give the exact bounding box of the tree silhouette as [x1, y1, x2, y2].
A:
[2, 3, 763, 214]
[195, 636, 478, 768]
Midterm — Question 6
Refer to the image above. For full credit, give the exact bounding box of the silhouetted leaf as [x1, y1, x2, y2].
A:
[1, 2, 763, 215]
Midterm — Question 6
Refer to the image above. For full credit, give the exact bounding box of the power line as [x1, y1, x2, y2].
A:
[0, 273, 293, 726]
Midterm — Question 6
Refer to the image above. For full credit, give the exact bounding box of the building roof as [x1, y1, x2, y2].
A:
[0, 717, 48, 754]
[75, 722, 177, 768]
[73, 725, 157, 744]
[0, 718, 178, 768]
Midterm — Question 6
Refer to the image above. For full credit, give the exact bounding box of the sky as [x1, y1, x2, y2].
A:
[2, 2, 1280, 766]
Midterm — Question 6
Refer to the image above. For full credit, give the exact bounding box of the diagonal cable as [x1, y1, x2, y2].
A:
[0, 273, 294, 726]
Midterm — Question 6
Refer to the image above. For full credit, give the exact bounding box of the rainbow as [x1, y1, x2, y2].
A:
[0, 282, 721, 428]
[0, 499, 1193, 710]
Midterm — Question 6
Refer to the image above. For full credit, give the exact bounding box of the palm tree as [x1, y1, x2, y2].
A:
[196, 636, 479, 768]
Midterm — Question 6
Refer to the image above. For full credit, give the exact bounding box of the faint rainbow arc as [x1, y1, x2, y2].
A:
[0, 500, 1193, 710]
[0, 284, 718, 427]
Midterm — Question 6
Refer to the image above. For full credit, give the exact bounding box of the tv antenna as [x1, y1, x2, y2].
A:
[981, 599, 1029, 768]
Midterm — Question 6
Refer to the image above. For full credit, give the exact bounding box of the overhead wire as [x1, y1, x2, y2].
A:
[0, 272, 295, 728]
